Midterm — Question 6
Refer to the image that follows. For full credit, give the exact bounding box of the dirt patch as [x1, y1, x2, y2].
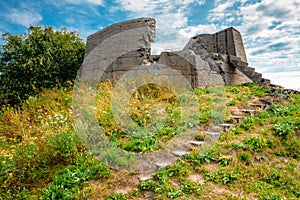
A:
[88, 170, 140, 199]
[187, 173, 205, 184]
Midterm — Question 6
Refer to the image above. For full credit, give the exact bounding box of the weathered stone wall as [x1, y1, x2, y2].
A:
[81, 18, 269, 88]
[85, 18, 156, 56]
[194, 27, 247, 63]
[81, 18, 156, 80]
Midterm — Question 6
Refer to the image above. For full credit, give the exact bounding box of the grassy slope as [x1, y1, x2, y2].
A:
[0, 83, 299, 199]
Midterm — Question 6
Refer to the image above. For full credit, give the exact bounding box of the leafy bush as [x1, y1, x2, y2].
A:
[274, 123, 295, 138]
[140, 180, 157, 190]
[206, 168, 239, 184]
[0, 26, 85, 106]
[198, 145, 218, 163]
[259, 193, 284, 200]
[105, 194, 127, 200]
[41, 157, 110, 200]
[243, 136, 273, 152]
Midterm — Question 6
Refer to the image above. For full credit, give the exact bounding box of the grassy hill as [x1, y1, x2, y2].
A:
[0, 82, 299, 199]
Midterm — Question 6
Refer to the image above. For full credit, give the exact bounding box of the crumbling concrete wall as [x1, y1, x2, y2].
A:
[81, 18, 269, 87]
[85, 18, 155, 56]
[80, 18, 155, 80]
[193, 27, 247, 63]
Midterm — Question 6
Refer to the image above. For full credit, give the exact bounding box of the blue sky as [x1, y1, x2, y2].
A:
[1, 0, 299, 89]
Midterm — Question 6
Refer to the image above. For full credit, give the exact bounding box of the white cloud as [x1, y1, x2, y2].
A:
[66, 0, 104, 5]
[264, 71, 300, 90]
[208, 0, 235, 22]
[114, 0, 196, 29]
[6, 9, 42, 27]
[179, 24, 218, 37]
[151, 23, 218, 54]
[86, 0, 104, 5]
[114, 0, 198, 54]
[236, 0, 300, 89]
[113, 0, 300, 89]
[198, 0, 206, 6]
[48, 0, 104, 7]
[114, 0, 158, 12]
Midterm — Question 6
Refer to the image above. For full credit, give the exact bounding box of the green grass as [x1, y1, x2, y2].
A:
[0, 88, 111, 199]
[0, 83, 299, 199]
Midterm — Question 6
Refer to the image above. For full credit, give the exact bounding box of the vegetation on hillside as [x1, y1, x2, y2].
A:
[0, 26, 85, 106]
[0, 82, 299, 199]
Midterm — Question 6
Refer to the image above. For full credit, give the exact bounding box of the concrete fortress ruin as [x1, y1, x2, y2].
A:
[81, 18, 270, 88]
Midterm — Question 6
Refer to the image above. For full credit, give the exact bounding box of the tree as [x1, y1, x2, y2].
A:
[0, 25, 85, 106]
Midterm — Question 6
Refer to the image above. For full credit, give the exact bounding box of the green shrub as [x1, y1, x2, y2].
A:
[105, 194, 127, 200]
[274, 123, 296, 138]
[41, 158, 110, 200]
[243, 136, 273, 152]
[140, 180, 157, 191]
[259, 193, 284, 200]
[206, 168, 239, 184]
[0, 26, 85, 106]
[226, 99, 237, 106]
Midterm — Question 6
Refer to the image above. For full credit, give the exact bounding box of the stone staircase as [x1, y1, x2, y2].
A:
[228, 55, 271, 85]
[137, 92, 288, 181]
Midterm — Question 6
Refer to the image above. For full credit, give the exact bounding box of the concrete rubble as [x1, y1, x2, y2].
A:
[81, 17, 271, 87]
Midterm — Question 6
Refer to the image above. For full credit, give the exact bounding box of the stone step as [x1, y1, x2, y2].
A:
[267, 93, 285, 99]
[241, 109, 256, 116]
[172, 150, 189, 157]
[249, 103, 268, 109]
[261, 78, 271, 84]
[283, 89, 300, 95]
[189, 141, 207, 146]
[204, 131, 221, 140]
[260, 98, 274, 105]
[138, 174, 153, 181]
[255, 72, 262, 79]
[229, 115, 246, 123]
[154, 161, 173, 168]
[218, 123, 236, 132]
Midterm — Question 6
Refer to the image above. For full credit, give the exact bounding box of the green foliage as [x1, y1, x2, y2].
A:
[194, 132, 206, 141]
[243, 136, 273, 152]
[41, 158, 110, 200]
[259, 193, 284, 200]
[105, 194, 127, 200]
[180, 180, 202, 195]
[140, 180, 157, 190]
[0, 25, 85, 105]
[273, 123, 295, 138]
[198, 146, 218, 163]
[248, 83, 271, 97]
[238, 117, 255, 131]
[206, 168, 239, 184]
[226, 99, 237, 106]
[1, 81, 299, 199]
[218, 155, 232, 166]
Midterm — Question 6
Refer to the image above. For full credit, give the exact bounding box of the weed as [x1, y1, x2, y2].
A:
[206, 168, 239, 184]
[194, 132, 206, 141]
[105, 194, 127, 200]
[198, 145, 218, 163]
[239, 151, 252, 165]
[218, 155, 232, 166]
[140, 180, 157, 191]
[243, 136, 273, 152]
[238, 117, 255, 131]
[226, 99, 237, 106]
[41, 157, 110, 199]
[274, 123, 295, 138]
[259, 193, 283, 200]
[180, 180, 202, 195]
[232, 142, 245, 149]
